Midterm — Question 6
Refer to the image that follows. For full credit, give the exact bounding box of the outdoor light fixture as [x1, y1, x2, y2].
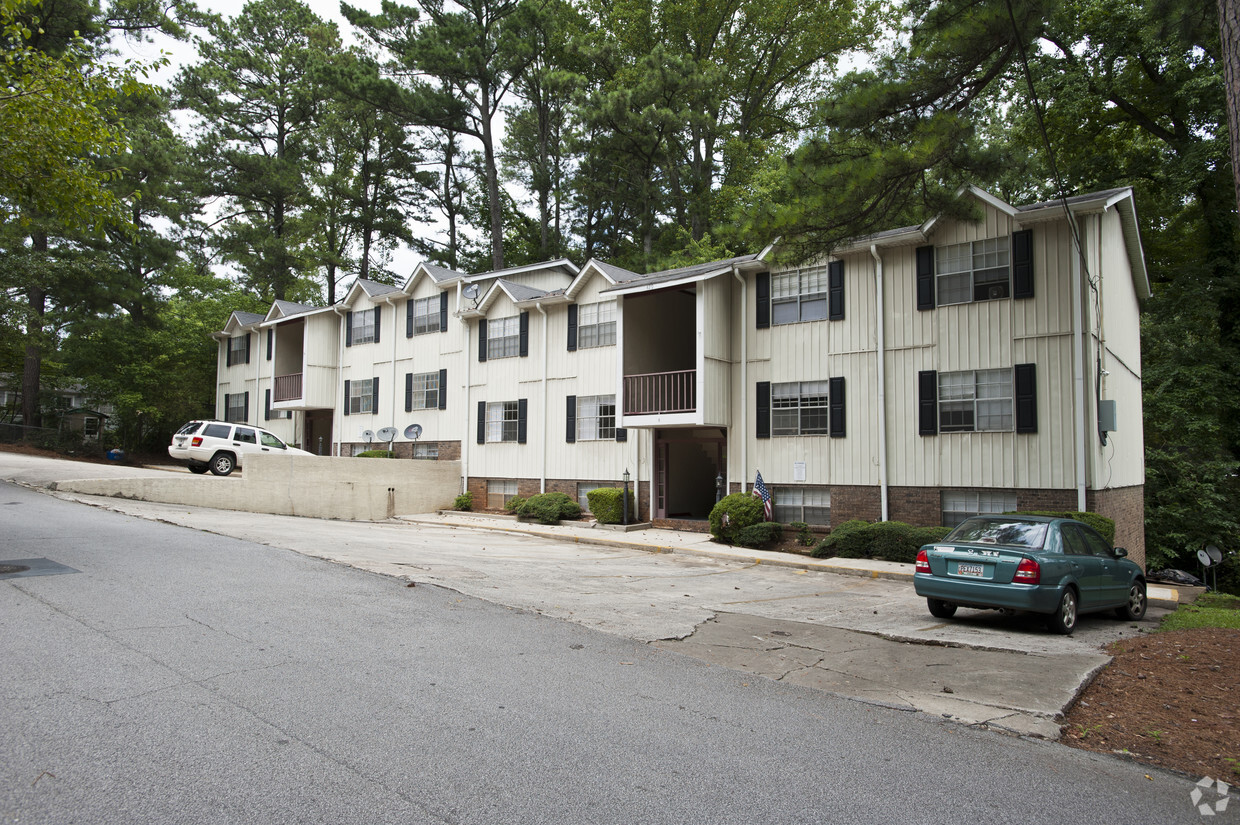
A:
[715, 471, 724, 503]
[622, 469, 631, 526]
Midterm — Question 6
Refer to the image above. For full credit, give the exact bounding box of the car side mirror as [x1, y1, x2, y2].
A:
[1113, 547, 1128, 558]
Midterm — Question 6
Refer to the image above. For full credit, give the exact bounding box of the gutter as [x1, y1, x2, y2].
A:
[731, 265, 747, 494]
[459, 280, 470, 495]
[536, 302, 548, 494]
[332, 305, 348, 456]
[869, 245, 890, 521]
[1071, 218, 1088, 510]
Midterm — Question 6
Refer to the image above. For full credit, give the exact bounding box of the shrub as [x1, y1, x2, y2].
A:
[812, 520, 951, 563]
[735, 522, 783, 548]
[1010, 510, 1115, 543]
[452, 491, 473, 511]
[790, 521, 816, 547]
[515, 492, 582, 524]
[356, 449, 395, 458]
[504, 495, 526, 514]
[587, 487, 636, 524]
[709, 493, 765, 544]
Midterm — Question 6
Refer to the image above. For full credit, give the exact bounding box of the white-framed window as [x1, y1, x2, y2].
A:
[349, 378, 375, 415]
[772, 487, 831, 525]
[412, 296, 441, 335]
[486, 401, 519, 442]
[487, 315, 521, 359]
[409, 372, 440, 410]
[936, 237, 1010, 306]
[578, 301, 616, 348]
[83, 417, 99, 436]
[412, 443, 438, 460]
[941, 491, 1018, 528]
[228, 335, 247, 366]
[772, 265, 828, 325]
[577, 483, 606, 512]
[226, 394, 247, 422]
[938, 369, 1012, 432]
[771, 381, 829, 436]
[351, 308, 377, 344]
[576, 395, 616, 440]
[487, 479, 518, 510]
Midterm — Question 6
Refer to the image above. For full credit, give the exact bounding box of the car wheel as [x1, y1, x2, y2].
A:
[1047, 589, 1078, 635]
[927, 598, 957, 619]
[209, 452, 235, 476]
[1115, 581, 1147, 621]
[188, 463, 208, 474]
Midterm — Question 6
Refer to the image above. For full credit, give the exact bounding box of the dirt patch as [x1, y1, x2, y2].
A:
[1064, 628, 1240, 780]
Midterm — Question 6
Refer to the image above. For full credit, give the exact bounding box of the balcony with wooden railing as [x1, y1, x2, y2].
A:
[273, 373, 303, 403]
[623, 369, 696, 415]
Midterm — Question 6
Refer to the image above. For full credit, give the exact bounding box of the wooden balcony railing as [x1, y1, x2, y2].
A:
[623, 369, 696, 415]
[273, 373, 303, 403]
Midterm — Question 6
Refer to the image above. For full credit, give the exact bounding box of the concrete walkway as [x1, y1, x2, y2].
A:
[0, 451, 1175, 741]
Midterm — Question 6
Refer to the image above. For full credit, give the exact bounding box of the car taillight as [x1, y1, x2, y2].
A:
[1013, 558, 1040, 584]
[915, 549, 931, 574]
[192, 437, 203, 447]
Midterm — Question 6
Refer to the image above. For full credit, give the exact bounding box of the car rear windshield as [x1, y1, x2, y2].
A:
[176, 421, 203, 435]
[945, 518, 1048, 548]
[202, 423, 232, 438]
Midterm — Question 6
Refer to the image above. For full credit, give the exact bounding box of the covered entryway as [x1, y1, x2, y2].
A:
[654, 427, 726, 520]
[304, 410, 333, 456]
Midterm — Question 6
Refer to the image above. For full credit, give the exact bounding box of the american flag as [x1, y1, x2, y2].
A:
[753, 471, 772, 521]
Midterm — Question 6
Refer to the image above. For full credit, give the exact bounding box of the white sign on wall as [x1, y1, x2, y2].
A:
[793, 462, 806, 482]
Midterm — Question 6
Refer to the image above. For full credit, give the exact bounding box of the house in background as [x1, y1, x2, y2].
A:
[210, 186, 1149, 564]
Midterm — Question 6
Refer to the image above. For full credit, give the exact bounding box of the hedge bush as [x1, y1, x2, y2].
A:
[515, 492, 582, 524]
[708, 493, 765, 543]
[812, 520, 952, 564]
[735, 522, 783, 548]
[586, 487, 636, 524]
[504, 495, 526, 514]
[452, 491, 473, 511]
[356, 449, 395, 458]
[790, 521, 816, 547]
[1011, 510, 1115, 543]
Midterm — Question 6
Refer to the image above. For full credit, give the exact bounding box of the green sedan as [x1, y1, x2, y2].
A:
[913, 515, 1147, 634]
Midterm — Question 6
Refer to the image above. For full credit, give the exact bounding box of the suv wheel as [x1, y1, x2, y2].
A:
[188, 463, 209, 475]
[209, 452, 236, 476]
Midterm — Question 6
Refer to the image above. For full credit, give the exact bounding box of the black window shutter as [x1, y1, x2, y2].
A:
[916, 246, 935, 311]
[223, 392, 230, 416]
[406, 300, 413, 337]
[478, 318, 488, 362]
[829, 376, 846, 437]
[438, 368, 447, 410]
[226, 342, 232, 368]
[517, 398, 528, 443]
[344, 380, 351, 416]
[373, 305, 381, 344]
[918, 370, 938, 435]
[756, 381, 771, 439]
[266, 328, 273, 361]
[519, 311, 529, 357]
[567, 304, 578, 351]
[1012, 229, 1034, 300]
[1015, 363, 1038, 433]
[265, 389, 272, 420]
[828, 261, 845, 321]
[245, 333, 252, 364]
[756, 272, 770, 329]
[346, 311, 354, 347]
[439, 292, 448, 332]
[372, 376, 379, 411]
[405, 372, 413, 413]
[477, 401, 486, 444]
[565, 395, 576, 443]
[615, 428, 628, 442]
[243, 391, 249, 421]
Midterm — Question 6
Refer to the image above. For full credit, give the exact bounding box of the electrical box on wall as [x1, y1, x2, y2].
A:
[1098, 399, 1117, 433]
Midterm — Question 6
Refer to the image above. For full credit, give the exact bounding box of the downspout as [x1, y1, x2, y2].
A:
[333, 306, 347, 456]
[253, 324, 261, 425]
[385, 296, 400, 434]
[459, 281, 470, 495]
[536, 302, 548, 494]
[731, 265, 747, 495]
[1071, 215, 1088, 510]
[869, 245, 889, 522]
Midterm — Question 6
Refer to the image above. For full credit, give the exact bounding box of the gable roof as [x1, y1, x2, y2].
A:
[263, 300, 324, 323]
[600, 253, 766, 296]
[341, 277, 403, 307]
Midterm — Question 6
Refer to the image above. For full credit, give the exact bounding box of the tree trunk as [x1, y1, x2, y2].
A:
[481, 88, 505, 271]
[20, 230, 48, 428]
[1220, 0, 1240, 219]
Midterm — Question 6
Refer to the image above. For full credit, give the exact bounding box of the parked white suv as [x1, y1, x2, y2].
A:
[168, 420, 313, 476]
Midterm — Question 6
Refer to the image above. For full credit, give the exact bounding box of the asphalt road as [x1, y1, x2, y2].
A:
[0, 481, 1208, 824]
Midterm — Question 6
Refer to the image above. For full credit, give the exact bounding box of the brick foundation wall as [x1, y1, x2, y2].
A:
[340, 440, 461, 461]
[1088, 485, 1146, 569]
[653, 518, 712, 533]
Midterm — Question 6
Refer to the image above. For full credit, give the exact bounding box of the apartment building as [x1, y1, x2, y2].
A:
[213, 186, 1149, 563]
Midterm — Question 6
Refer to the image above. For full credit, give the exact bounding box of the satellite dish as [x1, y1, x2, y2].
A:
[1207, 545, 1223, 564]
[1197, 549, 1213, 567]
[377, 426, 398, 442]
[362, 429, 375, 444]
[403, 423, 423, 440]
[462, 283, 480, 300]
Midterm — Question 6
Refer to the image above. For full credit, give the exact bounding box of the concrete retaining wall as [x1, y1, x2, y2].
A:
[51, 456, 462, 521]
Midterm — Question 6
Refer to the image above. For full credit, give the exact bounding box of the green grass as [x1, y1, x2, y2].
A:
[1160, 592, 1240, 632]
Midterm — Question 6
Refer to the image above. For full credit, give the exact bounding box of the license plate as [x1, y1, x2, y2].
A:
[957, 563, 985, 577]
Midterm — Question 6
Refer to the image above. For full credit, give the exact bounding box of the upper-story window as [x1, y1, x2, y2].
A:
[348, 378, 375, 415]
[486, 400, 519, 442]
[578, 301, 616, 348]
[936, 237, 1010, 305]
[227, 334, 249, 367]
[576, 395, 616, 440]
[351, 308, 377, 345]
[487, 315, 521, 360]
[412, 297, 441, 335]
[772, 266, 827, 324]
[938, 369, 1012, 432]
[772, 381, 829, 436]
